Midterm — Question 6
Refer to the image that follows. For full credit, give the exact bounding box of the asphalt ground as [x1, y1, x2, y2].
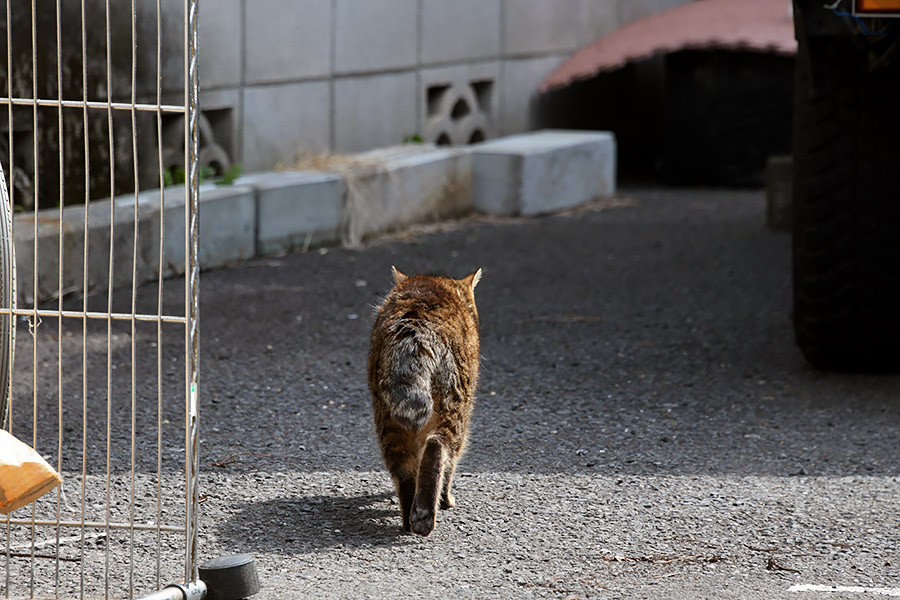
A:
[7, 187, 900, 599]
[194, 187, 900, 599]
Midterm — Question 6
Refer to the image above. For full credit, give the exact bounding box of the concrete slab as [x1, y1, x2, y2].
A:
[244, 0, 332, 84]
[242, 81, 331, 171]
[472, 129, 616, 216]
[14, 184, 255, 304]
[13, 197, 159, 306]
[342, 145, 473, 245]
[503, 0, 582, 56]
[619, 0, 692, 25]
[149, 184, 257, 275]
[334, 0, 418, 74]
[333, 73, 417, 152]
[421, 0, 501, 64]
[498, 56, 567, 135]
[576, 0, 621, 47]
[236, 170, 346, 255]
[199, 0, 243, 89]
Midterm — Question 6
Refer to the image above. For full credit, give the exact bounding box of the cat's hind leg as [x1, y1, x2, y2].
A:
[410, 437, 446, 536]
[440, 423, 469, 510]
[440, 459, 457, 509]
[380, 425, 418, 532]
[393, 473, 416, 532]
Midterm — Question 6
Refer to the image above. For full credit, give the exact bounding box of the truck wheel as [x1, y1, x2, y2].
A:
[792, 34, 900, 371]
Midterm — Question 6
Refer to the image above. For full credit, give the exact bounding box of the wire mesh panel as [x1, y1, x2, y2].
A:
[0, 1, 200, 598]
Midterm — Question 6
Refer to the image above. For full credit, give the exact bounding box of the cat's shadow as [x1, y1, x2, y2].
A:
[216, 491, 423, 554]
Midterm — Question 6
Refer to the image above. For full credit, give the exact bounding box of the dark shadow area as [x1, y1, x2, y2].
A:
[215, 492, 415, 554]
[539, 51, 793, 186]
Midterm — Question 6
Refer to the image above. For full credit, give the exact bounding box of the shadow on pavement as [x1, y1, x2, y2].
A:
[217, 491, 418, 554]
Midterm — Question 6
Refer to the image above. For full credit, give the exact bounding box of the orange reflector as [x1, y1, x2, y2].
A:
[856, 0, 900, 12]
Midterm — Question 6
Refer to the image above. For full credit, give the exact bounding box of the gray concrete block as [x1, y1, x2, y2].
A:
[421, 0, 501, 64]
[472, 129, 616, 216]
[334, 0, 418, 74]
[245, 0, 332, 84]
[14, 184, 257, 305]
[420, 62, 499, 146]
[619, 0, 691, 26]
[334, 73, 417, 152]
[198, 185, 257, 269]
[577, 0, 621, 47]
[499, 55, 567, 135]
[150, 184, 257, 275]
[14, 195, 162, 306]
[199, 0, 243, 89]
[236, 170, 346, 255]
[242, 81, 331, 171]
[342, 145, 473, 244]
[503, 0, 582, 55]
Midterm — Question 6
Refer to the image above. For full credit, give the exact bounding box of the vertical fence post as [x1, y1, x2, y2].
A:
[184, 0, 201, 585]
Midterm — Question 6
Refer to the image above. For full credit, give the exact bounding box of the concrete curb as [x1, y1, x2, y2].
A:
[472, 130, 616, 216]
[15, 130, 616, 304]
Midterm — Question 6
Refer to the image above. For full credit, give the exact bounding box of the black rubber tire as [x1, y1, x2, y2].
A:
[792, 34, 900, 371]
[0, 163, 14, 428]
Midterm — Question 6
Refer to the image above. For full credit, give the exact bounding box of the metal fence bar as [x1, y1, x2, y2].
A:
[129, 1, 140, 597]
[0, 98, 187, 114]
[54, 0, 65, 596]
[103, 1, 117, 597]
[2, 2, 11, 594]
[184, 0, 201, 584]
[6, 520, 185, 533]
[155, 0, 169, 590]
[0, 308, 187, 324]
[28, 0, 40, 596]
[79, 1, 92, 597]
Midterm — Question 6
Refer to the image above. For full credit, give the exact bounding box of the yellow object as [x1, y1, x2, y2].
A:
[856, 0, 900, 12]
[0, 429, 62, 514]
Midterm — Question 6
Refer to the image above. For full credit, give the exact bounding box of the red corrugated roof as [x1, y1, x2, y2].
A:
[541, 0, 796, 92]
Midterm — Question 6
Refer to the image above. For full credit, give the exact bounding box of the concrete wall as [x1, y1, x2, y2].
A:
[198, 0, 690, 172]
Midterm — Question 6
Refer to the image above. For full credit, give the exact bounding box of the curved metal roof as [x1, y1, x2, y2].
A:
[541, 0, 796, 92]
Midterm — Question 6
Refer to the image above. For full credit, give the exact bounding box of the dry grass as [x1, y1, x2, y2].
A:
[275, 148, 637, 249]
[276, 146, 434, 247]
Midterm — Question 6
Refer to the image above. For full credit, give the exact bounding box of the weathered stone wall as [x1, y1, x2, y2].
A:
[198, 0, 690, 171]
[0, 0, 687, 208]
[0, 0, 190, 209]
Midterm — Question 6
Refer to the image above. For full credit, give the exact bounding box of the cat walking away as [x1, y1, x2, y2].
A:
[368, 267, 482, 536]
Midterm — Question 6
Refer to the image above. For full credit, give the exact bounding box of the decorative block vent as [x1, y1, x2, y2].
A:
[162, 108, 234, 177]
[424, 78, 494, 146]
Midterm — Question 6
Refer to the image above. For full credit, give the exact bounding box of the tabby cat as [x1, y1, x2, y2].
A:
[368, 267, 482, 536]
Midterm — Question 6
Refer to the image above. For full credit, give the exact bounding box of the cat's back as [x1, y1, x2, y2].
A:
[370, 270, 481, 393]
[377, 274, 473, 332]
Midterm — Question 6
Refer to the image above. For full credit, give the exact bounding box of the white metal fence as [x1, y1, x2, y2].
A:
[1, 1, 200, 598]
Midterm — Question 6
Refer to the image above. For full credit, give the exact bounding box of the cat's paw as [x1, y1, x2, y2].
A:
[440, 492, 455, 510]
[409, 505, 436, 536]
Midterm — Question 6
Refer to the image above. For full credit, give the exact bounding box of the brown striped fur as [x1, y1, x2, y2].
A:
[368, 267, 482, 536]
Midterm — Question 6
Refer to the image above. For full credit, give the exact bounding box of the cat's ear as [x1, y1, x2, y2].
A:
[462, 268, 482, 291]
[391, 266, 408, 284]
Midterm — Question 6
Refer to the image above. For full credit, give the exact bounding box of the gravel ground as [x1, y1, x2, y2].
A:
[5, 188, 900, 599]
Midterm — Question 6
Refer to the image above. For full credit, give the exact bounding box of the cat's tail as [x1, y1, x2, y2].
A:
[383, 328, 445, 430]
